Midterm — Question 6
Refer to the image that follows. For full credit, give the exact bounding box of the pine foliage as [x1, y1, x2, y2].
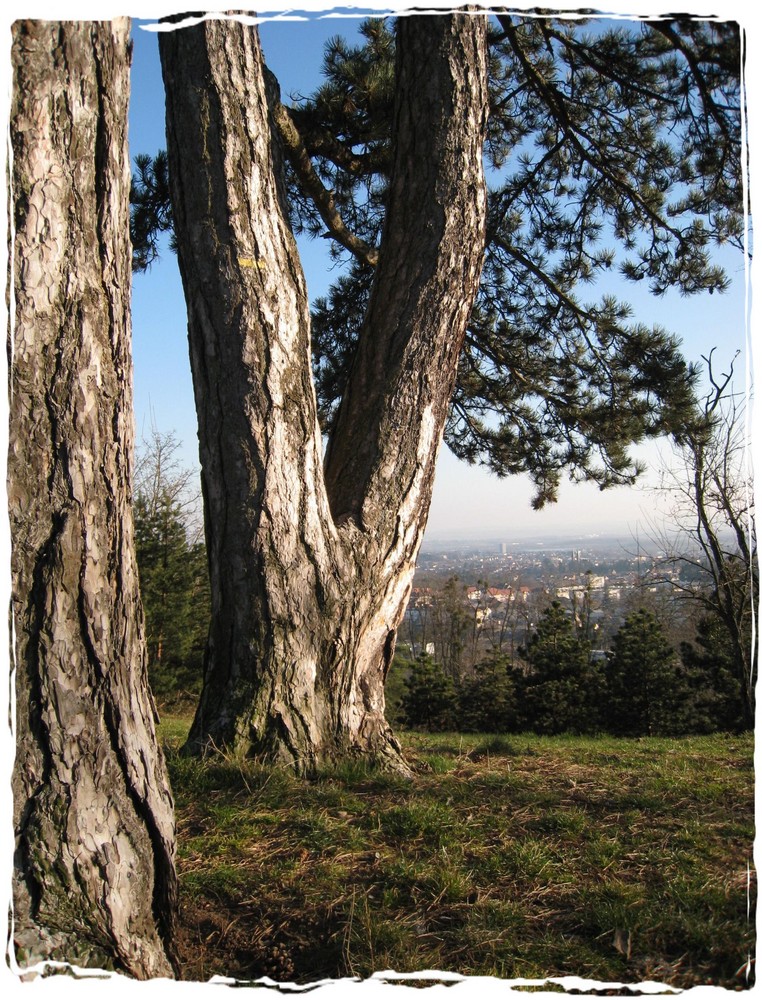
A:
[518, 602, 603, 734]
[605, 609, 686, 736]
[401, 655, 458, 732]
[130, 150, 174, 271]
[131, 15, 743, 508]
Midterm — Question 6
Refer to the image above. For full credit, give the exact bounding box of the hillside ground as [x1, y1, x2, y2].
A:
[158, 718, 755, 991]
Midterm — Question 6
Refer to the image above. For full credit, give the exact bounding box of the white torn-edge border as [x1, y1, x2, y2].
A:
[1, 1, 757, 998]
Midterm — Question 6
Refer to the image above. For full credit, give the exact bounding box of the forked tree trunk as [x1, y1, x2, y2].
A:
[160, 14, 488, 773]
[9, 20, 176, 976]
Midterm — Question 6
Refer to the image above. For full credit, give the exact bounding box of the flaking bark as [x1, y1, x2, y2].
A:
[160, 13, 488, 773]
[9, 19, 177, 976]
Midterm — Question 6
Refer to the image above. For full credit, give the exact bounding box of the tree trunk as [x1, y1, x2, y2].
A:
[160, 14, 488, 774]
[9, 20, 177, 976]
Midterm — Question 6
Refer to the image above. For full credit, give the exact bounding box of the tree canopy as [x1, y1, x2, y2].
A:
[133, 14, 744, 507]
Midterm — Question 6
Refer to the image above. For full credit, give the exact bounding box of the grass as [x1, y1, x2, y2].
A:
[160, 720, 755, 990]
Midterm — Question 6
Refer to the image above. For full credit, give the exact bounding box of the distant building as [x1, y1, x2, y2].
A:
[411, 587, 433, 606]
[469, 585, 519, 604]
[487, 587, 514, 603]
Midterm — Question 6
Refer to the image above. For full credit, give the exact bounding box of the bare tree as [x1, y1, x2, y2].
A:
[135, 425, 203, 543]
[648, 351, 756, 727]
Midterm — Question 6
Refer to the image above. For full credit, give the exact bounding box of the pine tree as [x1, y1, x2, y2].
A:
[135, 15, 743, 505]
[459, 655, 520, 732]
[520, 603, 602, 734]
[159, 14, 489, 771]
[9, 19, 176, 974]
[133, 429, 210, 704]
[134, 490, 209, 703]
[401, 656, 458, 732]
[605, 609, 686, 736]
[680, 615, 748, 733]
[145, 13, 742, 769]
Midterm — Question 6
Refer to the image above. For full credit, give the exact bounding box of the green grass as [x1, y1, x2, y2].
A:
[160, 718, 755, 990]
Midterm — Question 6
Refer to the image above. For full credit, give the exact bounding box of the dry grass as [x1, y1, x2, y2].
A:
[160, 723, 755, 991]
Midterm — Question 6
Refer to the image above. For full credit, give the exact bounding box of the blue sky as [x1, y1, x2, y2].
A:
[128, 11, 750, 542]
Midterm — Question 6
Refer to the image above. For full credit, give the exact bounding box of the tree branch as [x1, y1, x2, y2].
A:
[265, 66, 379, 269]
[646, 19, 739, 148]
[498, 15, 688, 250]
[289, 106, 391, 177]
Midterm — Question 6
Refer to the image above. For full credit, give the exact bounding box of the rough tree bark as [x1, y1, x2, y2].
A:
[160, 13, 488, 773]
[9, 20, 177, 975]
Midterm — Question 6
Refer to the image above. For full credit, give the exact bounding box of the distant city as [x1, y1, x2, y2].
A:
[420, 530, 658, 556]
[403, 533, 689, 662]
[417, 533, 664, 576]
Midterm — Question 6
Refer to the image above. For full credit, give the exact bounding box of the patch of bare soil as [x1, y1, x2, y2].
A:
[175, 896, 346, 984]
